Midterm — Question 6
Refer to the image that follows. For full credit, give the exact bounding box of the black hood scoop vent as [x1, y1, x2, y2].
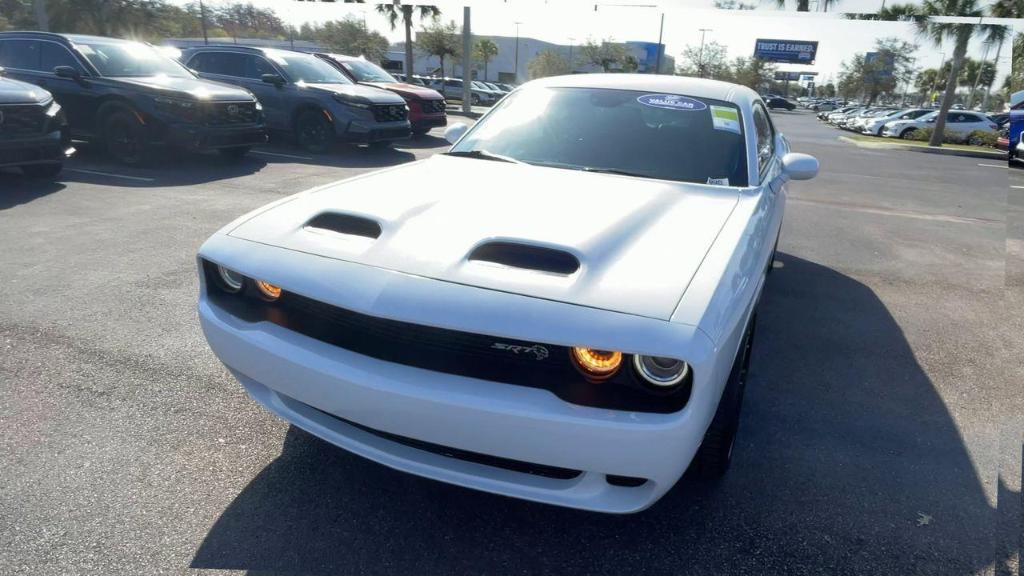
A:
[304, 212, 382, 239]
[468, 242, 580, 275]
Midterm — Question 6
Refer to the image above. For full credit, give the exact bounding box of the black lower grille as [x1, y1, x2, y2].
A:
[311, 406, 582, 480]
[0, 104, 47, 137]
[203, 261, 691, 413]
[205, 101, 259, 125]
[371, 104, 408, 123]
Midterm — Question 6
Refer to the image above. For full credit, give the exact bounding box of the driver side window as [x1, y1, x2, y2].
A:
[752, 103, 775, 180]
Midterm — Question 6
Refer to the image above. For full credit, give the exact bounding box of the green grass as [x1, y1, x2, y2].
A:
[841, 133, 1002, 154]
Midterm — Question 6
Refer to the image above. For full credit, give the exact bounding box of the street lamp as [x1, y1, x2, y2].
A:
[567, 36, 575, 72]
[697, 28, 713, 78]
[514, 21, 522, 82]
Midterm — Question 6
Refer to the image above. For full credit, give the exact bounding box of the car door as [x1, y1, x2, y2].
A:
[0, 38, 95, 136]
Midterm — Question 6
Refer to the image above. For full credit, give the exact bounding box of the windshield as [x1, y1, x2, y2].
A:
[73, 40, 192, 78]
[472, 81, 490, 90]
[451, 87, 748, 187]
[339, 59, 396, 83]
[265, 51, 351, 84]
[918, 111, 938, 122]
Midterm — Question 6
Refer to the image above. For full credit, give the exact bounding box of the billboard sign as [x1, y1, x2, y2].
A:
[754, 39, 818, 64]
[865, 51, 895, 78]
[626, 41, 665, 72]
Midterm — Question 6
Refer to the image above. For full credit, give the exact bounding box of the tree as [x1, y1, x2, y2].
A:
[578, 38, 632, 72]
[713, 0, 757, 8]
[300, 18, 389, 62]
[845, 4, 923, 20]
[417, 19, 460, 77]
[528, 50, 571, 80]
[914, 0, 993, 147]
[376, 2, 440, 79]
[775, 0, 840, 11]
[730, 57, 775, 91]
[1011, 32, 1024, 92]
[914, 68, 941, 103]
[474, 38, 498, 81]
[678, 40, 730, 79]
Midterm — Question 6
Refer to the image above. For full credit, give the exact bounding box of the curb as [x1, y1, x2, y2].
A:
[837, 136, 1006, 161]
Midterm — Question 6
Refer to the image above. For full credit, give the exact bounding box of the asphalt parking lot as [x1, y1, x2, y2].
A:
[1, 110, 1021, 575]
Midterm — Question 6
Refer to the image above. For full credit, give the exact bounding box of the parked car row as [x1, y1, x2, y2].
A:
[0, 31, 451, 177]
[818, 103, 1000, 145]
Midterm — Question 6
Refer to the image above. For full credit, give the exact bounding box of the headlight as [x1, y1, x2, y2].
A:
[45, 100, 62, 118]
[633, 356, 690, 388]
[332, 93, 372, 109]
[153, 95, 201, 123]
[254, 100, 263, 111]
[255, 279, 282, 300]
[571, 347, 622, 380]
[216, 265, 244, 293]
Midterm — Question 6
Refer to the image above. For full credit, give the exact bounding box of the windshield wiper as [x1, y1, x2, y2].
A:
[580, 167, 650, 178]
[444, 150, 525, 164]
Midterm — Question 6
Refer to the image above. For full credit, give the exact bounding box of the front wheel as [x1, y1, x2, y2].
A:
[900, 128, 917, 140]
[294, 109, 333, 154]
[103, 110, 149, 165]
[692, 314, 756, 479]
[21, 163, 63, 179]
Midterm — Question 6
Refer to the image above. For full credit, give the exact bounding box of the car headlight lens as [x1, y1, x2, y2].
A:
[216, 265, 244, 293]
[633, 355, 690, 388]
[571, 347, 622, 380]
[255, 280, 282, 300]
[332, 93, 372, 109]
[45, 100, 62, 117]
[254, 100, 263, 111]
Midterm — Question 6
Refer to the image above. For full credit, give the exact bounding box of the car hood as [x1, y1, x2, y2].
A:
[0, 76, 51, 104]
[361, 81, 445, 101]
[305, 82, 407, 105]
[112, 76, 255, 101]
[228, 155, 740, 320]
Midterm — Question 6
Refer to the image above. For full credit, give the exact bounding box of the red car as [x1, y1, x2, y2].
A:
[315, 53, 447, 136]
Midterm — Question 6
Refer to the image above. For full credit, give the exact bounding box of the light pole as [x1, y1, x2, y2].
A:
[514, 22, 522, 82]
[567, 36, 575, 72]
[697, 28, 712, 78]
[967, 40, 991, 109]
[654, 13, 664, 74]
[199, 0, 208, 45]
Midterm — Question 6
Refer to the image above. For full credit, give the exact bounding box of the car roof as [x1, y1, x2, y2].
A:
[319, 53, 359, 62]
[0, 31, 133, 45]
[524, 74, 760, 107]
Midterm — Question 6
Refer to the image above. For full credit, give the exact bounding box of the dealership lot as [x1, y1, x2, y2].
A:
[1, 110, 1020, 575]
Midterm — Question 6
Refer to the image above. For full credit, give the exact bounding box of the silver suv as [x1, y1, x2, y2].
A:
[426, 77, 496, 106]
[181, 45, 410, 151]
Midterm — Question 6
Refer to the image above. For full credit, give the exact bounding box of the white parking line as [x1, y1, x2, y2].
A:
[977, 163, 1007, 168]
[1011, 185, 1024, 189]
[68, 168, 155, 183]
[251, 150, 314, 161]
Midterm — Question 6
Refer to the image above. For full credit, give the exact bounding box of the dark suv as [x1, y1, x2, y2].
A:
[180, 45, 411, 152]
[0, 68, 73, 178]
[0, 32, 266, 164]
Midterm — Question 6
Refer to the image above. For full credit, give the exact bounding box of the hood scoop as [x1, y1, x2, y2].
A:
[468, 241, 580, 275]
[304, 212, 382, 239]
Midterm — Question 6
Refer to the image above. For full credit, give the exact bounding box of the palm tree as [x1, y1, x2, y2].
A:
[474, 38, 499, 81]
[376, 1, 441, 81]
[914, 0, 992, 146]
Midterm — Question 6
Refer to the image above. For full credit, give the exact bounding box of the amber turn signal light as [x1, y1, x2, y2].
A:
[255, 280, 282, 300]
[571, 347, 622, 380]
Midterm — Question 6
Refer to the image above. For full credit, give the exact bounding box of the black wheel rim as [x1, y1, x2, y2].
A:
[108, 118, 142, 163]
[298, 114, 331, 151]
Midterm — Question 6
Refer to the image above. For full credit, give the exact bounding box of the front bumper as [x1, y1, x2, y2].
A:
[198, 238, 721, 513]
[0, 129, 73, 168]
[163, 122, 268, 150]
[338, 119, 411, 143]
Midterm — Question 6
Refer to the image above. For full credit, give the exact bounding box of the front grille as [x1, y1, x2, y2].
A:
[203, 261, 691, 413]
[205, 101, 259, 126]
[420, 99, 446, 114]
[311, 406, 582, 480]
[0, 104, 47, 138]
[371, 104, 408, 123]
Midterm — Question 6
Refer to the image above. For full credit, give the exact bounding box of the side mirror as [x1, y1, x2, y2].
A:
[444, 122, 469, 145]
[53, 66, 82, 81]
[261, 73, 285, 87]
[781, 153, 818, 181]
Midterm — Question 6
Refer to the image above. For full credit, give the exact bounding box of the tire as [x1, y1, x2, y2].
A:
[967, 135, 984, 147]
[692, 313, 756, 479]
[21, 163, 63, 179]
[900, 128, 917, 140]
[369, 140, 393, 149]
[103, 110, 149, 165]
[218, 146, 252, 161]
[294, 109, 333, 154]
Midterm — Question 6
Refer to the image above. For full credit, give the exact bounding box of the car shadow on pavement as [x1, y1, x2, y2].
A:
[0, 173, 65, 210]
[190, 253, 1012, 576]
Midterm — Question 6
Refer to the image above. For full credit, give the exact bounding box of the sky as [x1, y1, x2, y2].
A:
[179, 0, 1017, 83]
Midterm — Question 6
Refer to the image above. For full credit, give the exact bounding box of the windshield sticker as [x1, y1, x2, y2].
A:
[707, 177, 730, 186]
[637, 94, 707, 111]
[710, 105, 741, 134]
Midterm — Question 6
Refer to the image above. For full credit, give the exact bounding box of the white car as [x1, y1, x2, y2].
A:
[882, 110, 998, 141]
[1017, 132, 1024, 159]
[861, 108, 933, 136]
[196, 75, 818, 513]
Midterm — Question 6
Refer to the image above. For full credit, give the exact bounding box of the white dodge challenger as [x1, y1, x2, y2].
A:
[197, 75, 818, 513]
